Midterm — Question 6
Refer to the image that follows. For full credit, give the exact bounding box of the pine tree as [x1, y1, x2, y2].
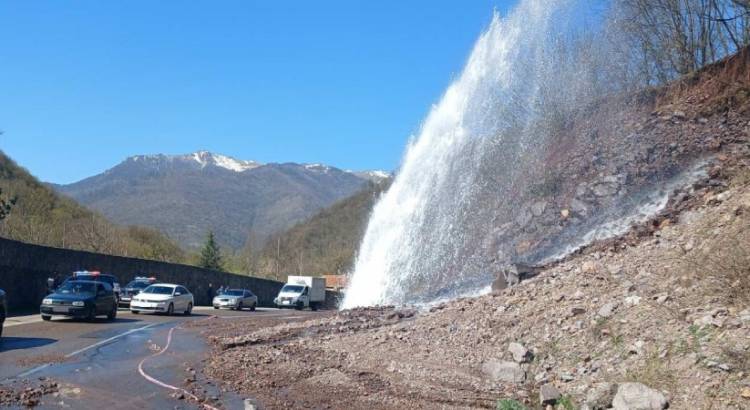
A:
[0, 188, 16, 222]
[199, 231, 223, 270]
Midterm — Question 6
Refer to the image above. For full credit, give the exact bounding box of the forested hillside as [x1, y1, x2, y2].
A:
[243, 180, 389, 280]
[0, 151, 185, 263]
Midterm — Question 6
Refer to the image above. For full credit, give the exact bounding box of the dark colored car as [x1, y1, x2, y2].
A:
[0, 289, 6, 338]
[119, 277, 157, 307]
[62, 271, 121, 302]
[40, 280, 117, 321]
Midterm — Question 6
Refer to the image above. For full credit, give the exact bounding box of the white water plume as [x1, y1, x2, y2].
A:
[342, 0, 701, 309]
[343, 1, 580, 308]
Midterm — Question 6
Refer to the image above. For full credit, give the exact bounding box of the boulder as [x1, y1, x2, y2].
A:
[612, 382, 668, 410]
[481, 360, 526, 384]
[592, 182, 618, 197]
[516, 209, 533, 228]
[508, 342, 531, 363]
[584, 382, 618, 409]
[597, 302, 618, 318]
[571, 198, 589, 215]
[539, 384, 562, 406]
[530, 201, 547, 216]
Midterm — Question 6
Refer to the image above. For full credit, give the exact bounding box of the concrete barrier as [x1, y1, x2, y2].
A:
[0, 237, 285, 312]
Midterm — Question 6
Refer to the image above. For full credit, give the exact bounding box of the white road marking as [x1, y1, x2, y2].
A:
[15, 322, 160, 378]
[137, 326, 220, 410]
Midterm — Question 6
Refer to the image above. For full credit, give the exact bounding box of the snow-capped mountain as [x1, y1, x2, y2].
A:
[351, 170, 393, 182]
[55, 151, 392, 249]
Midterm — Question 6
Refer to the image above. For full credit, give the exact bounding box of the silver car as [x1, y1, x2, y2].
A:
[213, 289, 257, 311]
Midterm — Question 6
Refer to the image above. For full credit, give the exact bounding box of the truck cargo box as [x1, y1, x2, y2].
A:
[287, 276, 326, 302]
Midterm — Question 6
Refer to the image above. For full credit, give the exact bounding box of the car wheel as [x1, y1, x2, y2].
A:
[213, 306, 219, 310]
[295, 302, 303, 311]
[132, 310, 140, 314]
[107, 304, 117, 321]
[42, 315, 51, 321]
[237, 302, 243, 311]
[87, 306, 96, 322]
[167, 303, 174, 316]
[184, 303, 192, 316]
[250, 303, 256, 312]
[311, 302, 319, 311]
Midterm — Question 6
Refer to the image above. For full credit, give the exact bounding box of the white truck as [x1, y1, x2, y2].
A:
[273, 276, 326, 310]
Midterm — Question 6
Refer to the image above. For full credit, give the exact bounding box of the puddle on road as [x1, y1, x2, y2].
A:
[5, 321, 248, 409]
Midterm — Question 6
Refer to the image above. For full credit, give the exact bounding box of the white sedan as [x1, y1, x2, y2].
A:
[130, 284, 193, 315]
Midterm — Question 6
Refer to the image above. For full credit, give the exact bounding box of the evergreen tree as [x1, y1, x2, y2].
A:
[199, 231, 223, 270]
[0, 188, 16, 222]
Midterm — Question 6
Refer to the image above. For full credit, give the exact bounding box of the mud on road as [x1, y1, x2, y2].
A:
[0, 307, 324, 409]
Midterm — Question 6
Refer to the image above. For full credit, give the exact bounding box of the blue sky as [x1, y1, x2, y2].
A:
[0, 0, 517, 184]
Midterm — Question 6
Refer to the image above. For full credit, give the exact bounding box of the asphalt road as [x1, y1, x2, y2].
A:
[0, 306, 324, 409]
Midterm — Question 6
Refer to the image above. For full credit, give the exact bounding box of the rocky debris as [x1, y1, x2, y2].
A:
[508, 342, 532, 363]
[202, 157, 750, 409]
[0, 378, 59, 408]
[539, 384, 562, 405]
[482, 360, 526, 384]
[611, 383, 668, 410]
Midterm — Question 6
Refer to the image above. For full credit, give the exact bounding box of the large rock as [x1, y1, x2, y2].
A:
[583, 382, 618, 409]
[508, 342, 531, 363]
[571, 198, 589, 215]
[597, 302, 618, 318]
[530, 200, 547, 216]
[481, 360, 526, 384]
[612, 382, 668, 410]
[539, 384, 562, 405]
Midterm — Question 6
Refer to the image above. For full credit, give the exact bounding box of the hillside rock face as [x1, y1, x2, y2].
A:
[196, 50, 750, 409]
[54, 152, 388, 249]
[201, 165, 750, 409]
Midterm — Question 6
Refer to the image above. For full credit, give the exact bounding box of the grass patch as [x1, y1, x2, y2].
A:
[496, 399, 528, 410]
[679, 182, 750, 307]
[625, 351, 677, 393]
[559, 395, 577, 410]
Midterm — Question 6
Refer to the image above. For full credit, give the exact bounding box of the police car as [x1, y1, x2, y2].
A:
[41, 280, 118, 321]
[62, 271, 122, 303]
[119, 276, 157, 307]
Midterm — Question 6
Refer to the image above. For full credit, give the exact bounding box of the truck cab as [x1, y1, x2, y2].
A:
[274, 276, 325, 310]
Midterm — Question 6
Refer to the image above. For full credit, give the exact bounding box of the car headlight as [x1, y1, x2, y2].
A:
[72, 301, 85, 307]
[42, 298, 53, 305]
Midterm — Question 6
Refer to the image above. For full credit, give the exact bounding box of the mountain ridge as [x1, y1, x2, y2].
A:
[53, 151, 392, 250]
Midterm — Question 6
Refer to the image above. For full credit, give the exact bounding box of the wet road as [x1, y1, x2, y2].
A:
[0, 307, 323, 409]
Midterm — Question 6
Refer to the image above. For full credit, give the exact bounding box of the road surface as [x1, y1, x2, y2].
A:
[0, 306, 324, 409]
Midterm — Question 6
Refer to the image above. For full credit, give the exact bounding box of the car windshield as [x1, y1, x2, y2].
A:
[281, 285, 304, 293]
[223, 290, 244, 296]
[125, 280, 151, 289]
[75, 275, 113, 284]
[142, 285, 174, 295]
[57, 281, 96, 294]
